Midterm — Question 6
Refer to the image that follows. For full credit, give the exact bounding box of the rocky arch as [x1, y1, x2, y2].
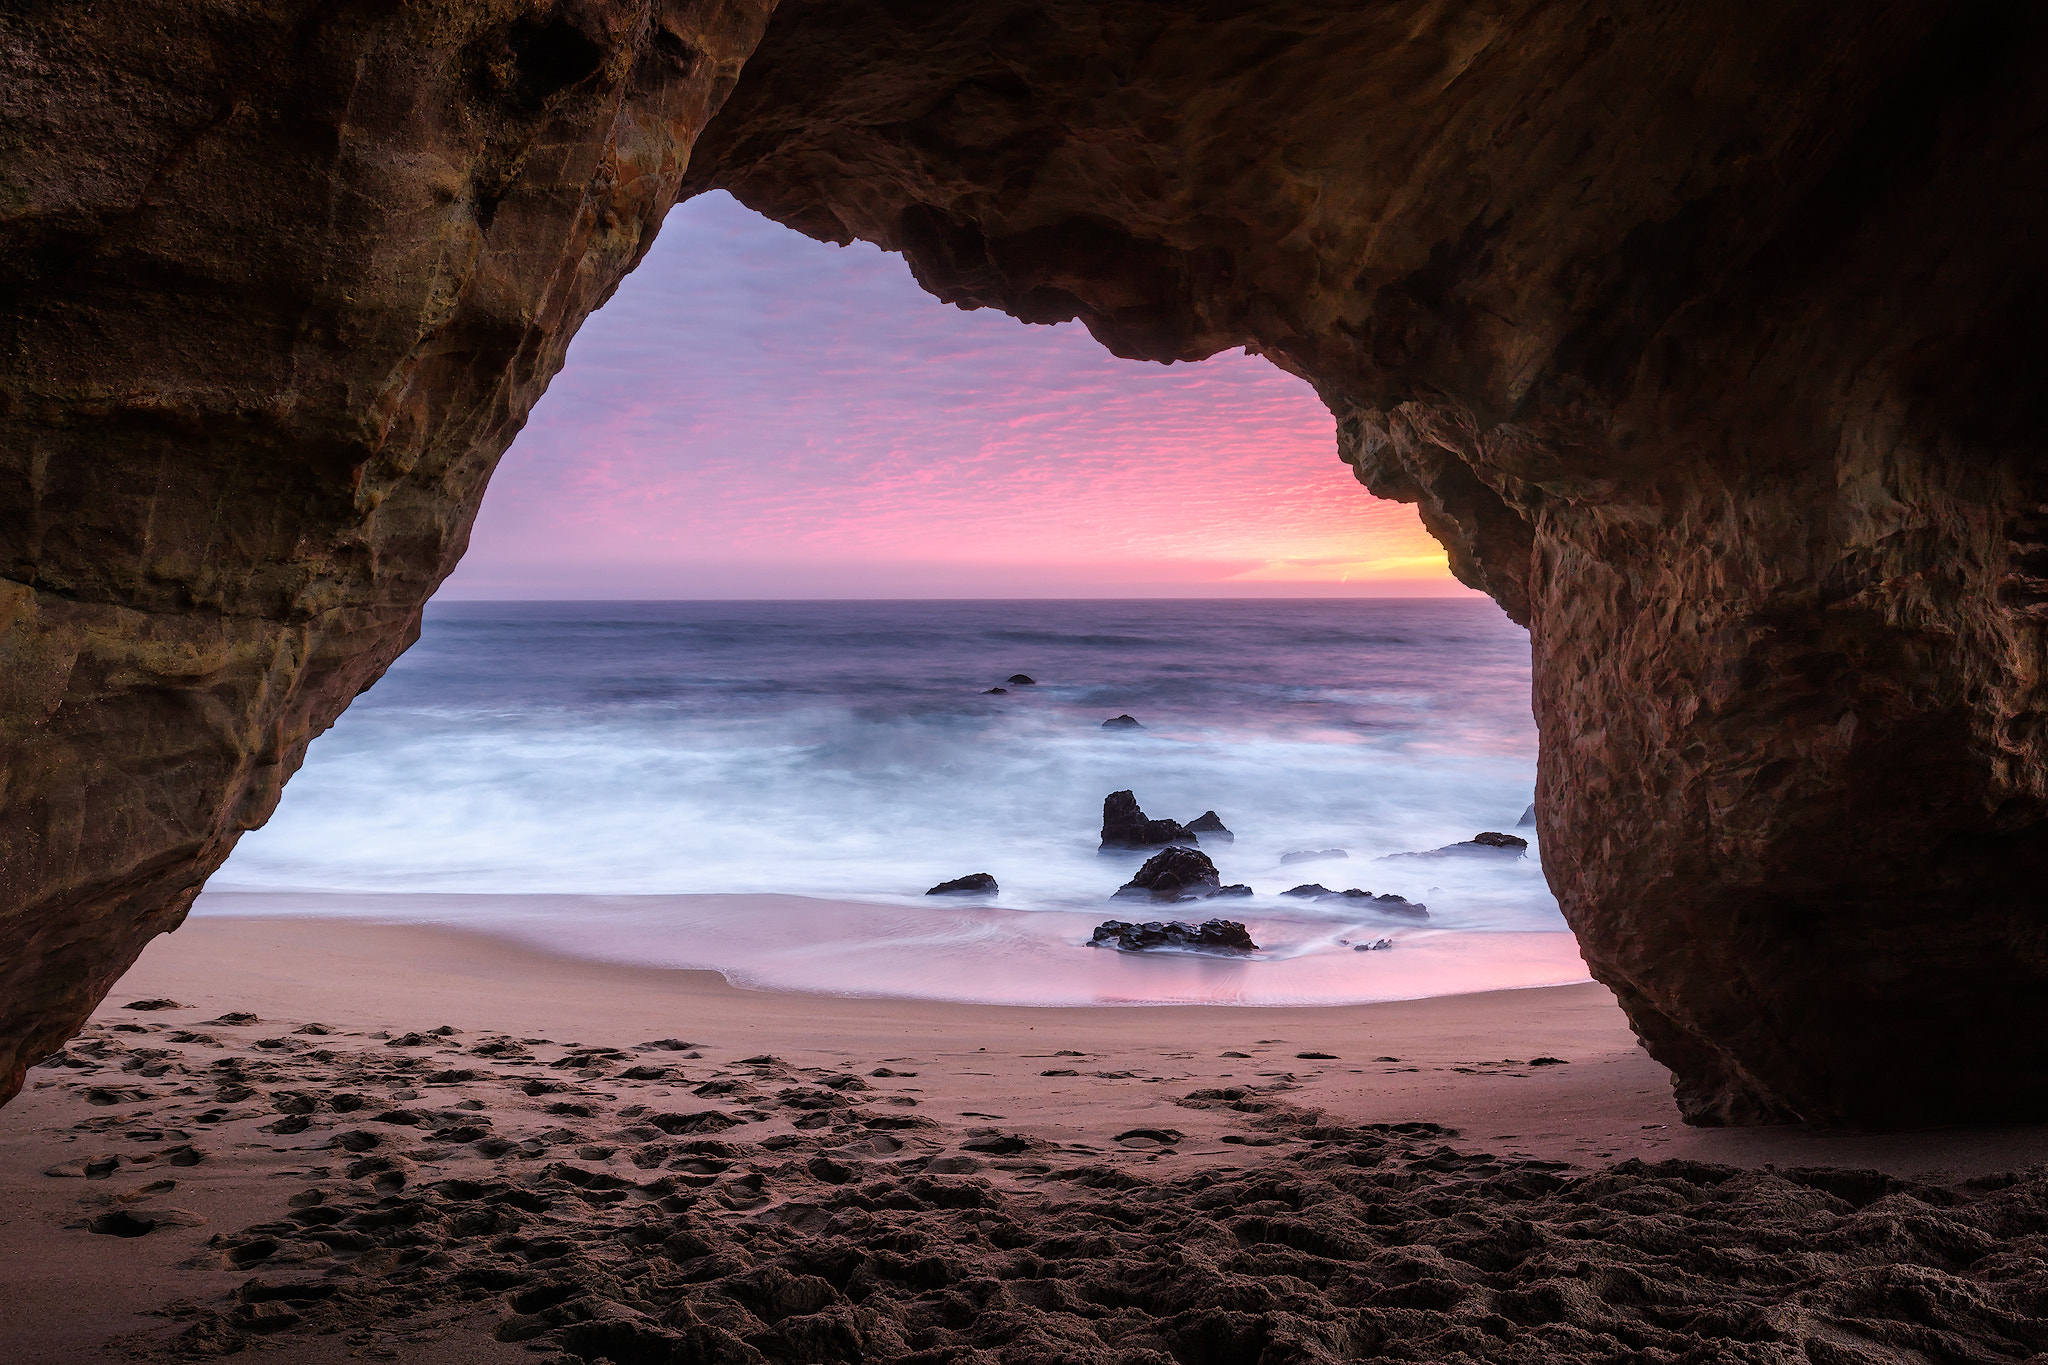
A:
[4, 0, 2044, 1127]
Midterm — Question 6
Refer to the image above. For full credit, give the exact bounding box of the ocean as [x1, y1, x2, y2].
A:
[200, 599, 1585, 1005]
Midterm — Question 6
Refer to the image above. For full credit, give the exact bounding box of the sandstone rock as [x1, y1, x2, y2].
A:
[1099, 791, 1193, 851]
[1088, 919, 1259, 953]
[1112, 847, 1222, 902]
[925, 873, 997, 897]
[7, 0, 2048, 1128]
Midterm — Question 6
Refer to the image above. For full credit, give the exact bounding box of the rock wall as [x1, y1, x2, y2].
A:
[0, 0, 776, 1103]
[5, 0, 2045, 1125]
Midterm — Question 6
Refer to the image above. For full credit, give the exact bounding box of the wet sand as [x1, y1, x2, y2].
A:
[4, 914, 2046, 1363]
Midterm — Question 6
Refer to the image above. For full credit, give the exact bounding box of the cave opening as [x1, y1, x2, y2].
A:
[204, 189, 1566, 1011]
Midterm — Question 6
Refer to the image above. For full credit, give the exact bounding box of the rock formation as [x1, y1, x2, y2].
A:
[1111, 846, 1223, 902]
[925, 873, 997, 897]
[1098, 791, 1192, 851]
[5, 1, 2047, 1127]
[1088, 918, 1259, 954]
[1184, 811, 1232, 844]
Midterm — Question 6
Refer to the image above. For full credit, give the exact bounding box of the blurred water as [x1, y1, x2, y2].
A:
[205, 599, 1578, 1002]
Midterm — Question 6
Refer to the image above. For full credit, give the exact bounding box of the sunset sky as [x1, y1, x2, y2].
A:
[441, 192, 1469, 600]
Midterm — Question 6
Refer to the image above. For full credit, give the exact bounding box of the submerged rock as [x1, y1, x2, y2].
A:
[1323, 890, 1430, 920]
[1100, 791, 1194, 851]
[1101, 714, 1143, 729]
[1113, 847, 1222, 901]
[1280, 848, 1346, 865]
[1282, 884, 1428, 918]
[1007, 674, 1037, 685]
[983, 686, 1008, 694]
[1089, 919, 1260, 953]
[1184, 811, 1233, 844]
[1354, 939, 1395, 952]
[1210, 883, 1253, 898]
[1385, 832, 1529, 860]
[926, 873, 998, 897]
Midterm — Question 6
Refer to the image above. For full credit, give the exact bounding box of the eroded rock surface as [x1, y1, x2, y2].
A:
[683, 1, 2048, 1126]
[5, 1, 2047, 1127]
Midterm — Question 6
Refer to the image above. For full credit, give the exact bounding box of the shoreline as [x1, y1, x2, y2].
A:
[190, 889, 1593, 1009]
[5, 915, 2048, 1362]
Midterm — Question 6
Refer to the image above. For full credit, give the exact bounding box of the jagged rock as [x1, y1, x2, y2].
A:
[1089, 919, 1260, 953]
[1354, 939, 1396, 952]
[1112, 847, 1222, 902]
[1281, 884, 1334, 899]
[1517, 805, 1537, 829]
[925, 873, 997, 897]
[1210, 883, 1253, 898]
[1006, 674, 1035, 685]
[1280, 849, 1346, 865]
[7, 1, 2046, 1127]
[1100, 714, 1143, 730]
[1099, 791, 1193, 851]
[1184, 811, 1233, 844]
[1475, 832, 1529, 850]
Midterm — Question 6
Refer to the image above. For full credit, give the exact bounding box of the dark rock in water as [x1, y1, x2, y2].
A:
[1281, 883, 1334, 898]
[1101, 714, 1143, 729]
[1210, 883, 1253, 898]
[1100, 790, 1194, 850]
[1517, 804, 1537, 828]
[1113, 846, 1222, 901]
[1280, 848, 1346, 865]
[1385, 832, 1529, 860]
[926, 873, 998, 896]
[983, 687, 1008, 694]
[1184, 811, 1233, 844]
[1324, 890, 1430, 920]
[1007, 674, 1036, 685]
[1090, 918, 1260, 953]
[1354, 939, 1395, 952]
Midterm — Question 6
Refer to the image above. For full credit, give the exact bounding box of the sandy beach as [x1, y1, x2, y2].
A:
[4, 913, 2047, 1363]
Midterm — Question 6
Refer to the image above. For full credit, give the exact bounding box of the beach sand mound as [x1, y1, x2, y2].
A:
[128, 1079, 2048, 1364]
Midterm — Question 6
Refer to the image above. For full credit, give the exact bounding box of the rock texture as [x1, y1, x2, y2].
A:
[1098, 790, 1192, 851]
[6, 1, 2048, 1128]
[682, 1, 2048, 1127]
[1111, 847, 1224, 902]
[0, 0, 778, 1105]
[1089, 918, 1258, 953]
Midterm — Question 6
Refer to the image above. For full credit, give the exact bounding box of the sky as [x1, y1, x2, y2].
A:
[440, 192, 1470, 600]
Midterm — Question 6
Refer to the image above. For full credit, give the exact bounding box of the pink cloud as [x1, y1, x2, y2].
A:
[444, 192, 1468, 600]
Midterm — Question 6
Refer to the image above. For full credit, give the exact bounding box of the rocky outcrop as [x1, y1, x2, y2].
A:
[1111, 846, 1222, 902]
[6, 2, 2047, 1127]
[925, 873, 997, 896]
[1184, 811, 1232, 844]
[1098, 791, 1191, 851]
[1089, 918, 1259, 954]
[0, 0, 779, 1103]
[682, 1, 2048, 1127]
